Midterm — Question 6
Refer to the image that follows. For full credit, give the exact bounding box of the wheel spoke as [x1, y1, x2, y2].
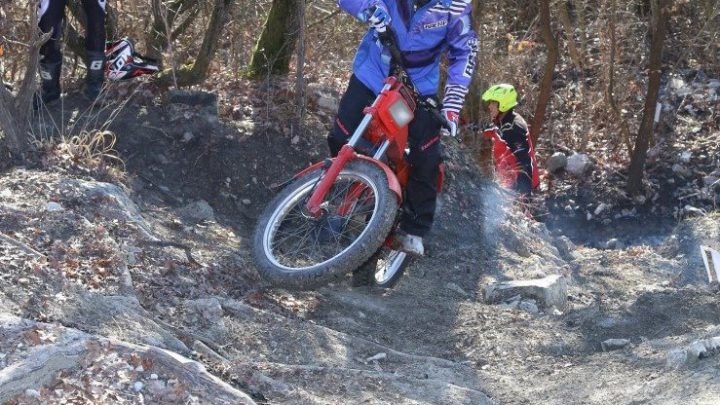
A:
[266, 171, 382, 270]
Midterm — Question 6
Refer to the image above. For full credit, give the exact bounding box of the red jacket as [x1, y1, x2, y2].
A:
[482, 110, 539, 194]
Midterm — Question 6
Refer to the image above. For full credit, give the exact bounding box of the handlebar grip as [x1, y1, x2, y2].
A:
[433, 110, 451, 131]
[418, 97, 450, 131]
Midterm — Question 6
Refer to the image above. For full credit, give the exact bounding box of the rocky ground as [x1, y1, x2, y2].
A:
[1, 74, 719, 404]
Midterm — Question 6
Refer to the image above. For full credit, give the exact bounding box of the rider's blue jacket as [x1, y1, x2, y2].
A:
[337, 0, 478, 113]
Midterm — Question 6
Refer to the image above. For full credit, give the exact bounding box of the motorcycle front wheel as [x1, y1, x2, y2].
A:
[253, 160, 399, 289]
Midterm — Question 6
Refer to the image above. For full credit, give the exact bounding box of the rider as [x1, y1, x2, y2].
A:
[332, 0, 478, 256]
[35, 0, 106, 107]
[481, 83, 539, 197]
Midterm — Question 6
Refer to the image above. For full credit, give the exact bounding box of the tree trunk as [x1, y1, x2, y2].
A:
[0, 87, 28, 161]
[556, 0, 583, 71]
[295, 0, 307, 136]
[604, 0, 634, 156]
[0, 3, 48, 165]
[465, 0, 485, 126]
[248, 0, 302, 78]
[626, 0, 669, 193]
[155, 0, 232, 87]
[530, 0, 559, 145]
[465, 0, 494, 176]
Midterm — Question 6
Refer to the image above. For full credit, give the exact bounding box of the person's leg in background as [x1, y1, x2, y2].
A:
[81, 0, 106, 99]
[36, 0, 66, 106]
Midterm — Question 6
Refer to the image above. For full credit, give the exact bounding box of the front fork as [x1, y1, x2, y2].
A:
[305, 137, 391, 217]
[305, 85, 392, 217]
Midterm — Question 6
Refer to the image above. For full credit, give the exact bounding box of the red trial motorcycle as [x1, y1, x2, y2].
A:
[253, 28, 449, 289]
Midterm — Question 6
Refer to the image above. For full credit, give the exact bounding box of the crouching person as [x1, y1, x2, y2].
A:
[481, 84, 539, 197]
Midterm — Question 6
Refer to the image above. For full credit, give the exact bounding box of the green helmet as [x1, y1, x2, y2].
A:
[482, 83, 518, 112]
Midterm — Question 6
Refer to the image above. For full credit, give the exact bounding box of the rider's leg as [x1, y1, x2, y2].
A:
[327, 75, 375, 156]
[35, 0, 67, 108]
[396, 103, 443, 253]
[514, 171, 532, 196]
[82, 0, 106, 100]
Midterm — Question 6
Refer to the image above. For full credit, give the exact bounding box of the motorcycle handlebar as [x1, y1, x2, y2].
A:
[374, 27, 452, 132]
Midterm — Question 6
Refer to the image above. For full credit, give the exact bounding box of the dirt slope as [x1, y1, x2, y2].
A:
[1, 91, 719, 404]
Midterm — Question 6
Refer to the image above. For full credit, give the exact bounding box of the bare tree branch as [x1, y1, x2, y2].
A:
[604, 0, 634, 156]
[530, 0, 559, 145]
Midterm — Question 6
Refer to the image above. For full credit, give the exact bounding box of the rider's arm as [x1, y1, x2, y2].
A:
[442, 1, 478, 114]
[337, 0, 388, 22]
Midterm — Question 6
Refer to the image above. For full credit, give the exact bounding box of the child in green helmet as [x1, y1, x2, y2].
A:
[480, 83, 539, 196]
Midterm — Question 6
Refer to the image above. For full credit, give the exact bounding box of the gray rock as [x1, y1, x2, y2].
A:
[182, 131, 195, 143]
[238, 120, 254, 132]
[666, 348, 688, 368]
[484, 275, 567, 310]
[679, 151, 692, 163]
[46, 201, 64, 212]
[518, 299, 539, 314]
[553, 236, 576, 260]
[307, 83, 340, 113]
[0, 317, 88, 403]
[501, 229, 532, 258]
[192, 340, 227, 364]
[221, 299, 256, 320]
[666, 336, 720, 367]
[546, 152, 567, 173]
[566, 153, 592, 176]
[499, 295, 521, 310]
[185, 298, 224, 324]
[605, 238, 625, 250]
[59, 179, 152, 236]
[24, 389, 41, 398]
[594, 203, 610, 215]
[672, 163, 691, 178]
[183, 298, 227, 340]
[703, 171, 720, 189]
[682, 205, 706, 217]
[669, 77, 692, 97]
[597, 317, 618, 329]
[317, 95, 339, 112]
[446, 282, 470, 297]
[147, 379, 167, 395]
[45, 293, 189, 354]
[168, 90, 218, 114]
[177, 200, 215, 223]
[249, 371, 291, 397]
[601, 338, 630, 351]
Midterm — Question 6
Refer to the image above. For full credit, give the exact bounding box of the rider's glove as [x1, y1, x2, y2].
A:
[366, 4, 391, 33]
[441, 109, 459, 137]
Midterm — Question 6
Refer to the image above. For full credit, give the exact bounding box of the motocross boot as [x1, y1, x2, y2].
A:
[391, 230, 425, 256]
[33, 61, 62, 110]
[84, 51, 105, 100]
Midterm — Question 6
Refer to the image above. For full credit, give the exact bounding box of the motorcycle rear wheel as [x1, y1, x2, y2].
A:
[352, 247, 410, 289]
[253, 160, 398, 289]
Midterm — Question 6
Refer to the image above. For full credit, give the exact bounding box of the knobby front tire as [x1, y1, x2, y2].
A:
[253, 160, 399, 290]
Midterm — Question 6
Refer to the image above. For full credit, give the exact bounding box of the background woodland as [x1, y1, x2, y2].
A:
[1, 0, 718, 195]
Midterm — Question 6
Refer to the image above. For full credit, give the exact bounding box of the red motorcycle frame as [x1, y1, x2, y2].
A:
[301, 75, 442, 217]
